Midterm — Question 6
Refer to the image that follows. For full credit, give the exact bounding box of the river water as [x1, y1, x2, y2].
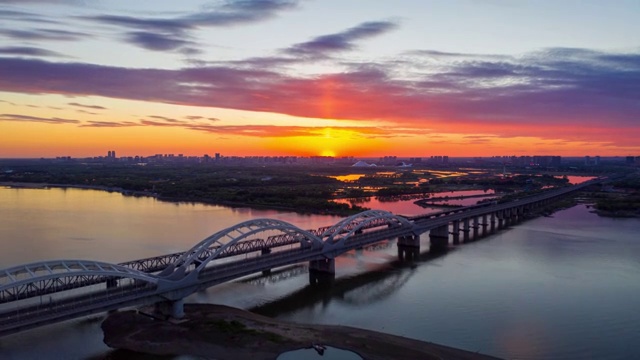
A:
[0, 187, 639, 360]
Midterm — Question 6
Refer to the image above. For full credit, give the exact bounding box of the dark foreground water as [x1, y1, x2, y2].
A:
[0, 187, 639, 360]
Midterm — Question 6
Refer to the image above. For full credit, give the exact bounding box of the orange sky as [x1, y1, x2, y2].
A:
[2, 90, 638, 158]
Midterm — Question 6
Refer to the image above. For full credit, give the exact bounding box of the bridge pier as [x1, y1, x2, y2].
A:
[490, 212, 496, 233]
[481, 214, 488, 236]
[472, 217, 480, 240]
[429, 226, 449, 252]
[452, 220, 460, 244]
[463, 218, 471, 242]
[154, 298, 185, 319]
[262, 248, 272, 275]
[497, 210, 505, 229]
[106, 278, 117, 289]
[309, 258, 335, 286]
[397, 235, 420, 261]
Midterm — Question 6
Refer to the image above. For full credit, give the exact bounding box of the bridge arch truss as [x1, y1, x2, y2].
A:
[166, 218, 323, 278]
[0, 259, 158, 304]
[321, 210, 414, 250]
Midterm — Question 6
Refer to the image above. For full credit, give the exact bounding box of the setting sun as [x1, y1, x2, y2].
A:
[320, 149, 336, 157]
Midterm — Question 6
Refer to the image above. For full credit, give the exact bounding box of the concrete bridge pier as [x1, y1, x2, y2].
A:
[481, 214, 488, 236]
[463, 218, 471, 242]
[429, 225, 449, 252]
[472, 217, 480, 240]
[518, 206, 526, 222]
[261, 248, 272, 275]
[154, 298, 185, 319]
[397, 235, 420, 261]
[497, 210, 505, 229]
[452, 220, 461, 244]
[397, 246, 420, 262]
[490, 212, 496, 233]
[507, 208, 515, 225]
[309, 258, 335, 286]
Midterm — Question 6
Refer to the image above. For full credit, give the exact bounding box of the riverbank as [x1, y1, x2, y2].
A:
[102, 304, 502, 360]
[0, 181, 361, 216]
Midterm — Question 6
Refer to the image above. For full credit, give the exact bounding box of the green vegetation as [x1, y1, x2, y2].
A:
[0, 162, 365, 215]
[592, 174, 640, 217]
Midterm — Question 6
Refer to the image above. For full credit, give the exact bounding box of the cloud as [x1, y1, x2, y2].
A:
[285, 21, 398, 58]
[79, 120, 138, 127]
[0, 47, 638, 146]
[0, 113, 80, 124]
[68, 102, 106, 110]
[134, 122, 396, 138]
[76, 109, 97, 115]
[86, 0, 299, 53]
[0, 28, 88, 41]
[124, 31, 196, 52]
[0, 46, 66, 57]
[147, 115, 181, 123]
[0, 9, 61, 24]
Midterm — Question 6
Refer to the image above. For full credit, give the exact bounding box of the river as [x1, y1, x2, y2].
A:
[0, 186, 639, 360]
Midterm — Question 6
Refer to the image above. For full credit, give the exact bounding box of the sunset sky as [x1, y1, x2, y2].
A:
[1, 0, 639, 158]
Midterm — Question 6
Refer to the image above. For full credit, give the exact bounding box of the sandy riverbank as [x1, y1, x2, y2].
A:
[102, 304, 502, 360]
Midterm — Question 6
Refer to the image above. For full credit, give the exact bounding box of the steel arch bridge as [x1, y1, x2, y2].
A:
[0, 179, 604, 337]
[0, 259, 158, 304]
[159, 218, 324, 280]
[321, 209, 414, 252]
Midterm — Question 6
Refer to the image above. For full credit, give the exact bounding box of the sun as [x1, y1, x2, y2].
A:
[320, 149, 336, 157]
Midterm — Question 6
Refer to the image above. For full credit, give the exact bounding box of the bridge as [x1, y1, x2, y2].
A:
[0, 178, 603, 337]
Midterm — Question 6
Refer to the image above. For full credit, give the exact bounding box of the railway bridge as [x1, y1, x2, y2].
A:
[0, 178, 602, 337]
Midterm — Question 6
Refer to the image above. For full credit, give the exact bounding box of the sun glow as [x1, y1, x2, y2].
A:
[320, 149, 336, 157]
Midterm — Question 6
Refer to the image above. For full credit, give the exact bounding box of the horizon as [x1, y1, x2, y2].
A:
[1, 1, 639, 158]
[0, 153, 632, 161]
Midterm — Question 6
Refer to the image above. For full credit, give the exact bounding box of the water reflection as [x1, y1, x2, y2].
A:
[278, 346, 362, 360]
[251, 250, 448, 318]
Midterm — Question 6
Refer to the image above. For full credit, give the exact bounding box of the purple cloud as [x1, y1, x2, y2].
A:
[0, 47, 638, 145]
[0, 113, 80, 124]
[0, 28, 88, 41]
[0, 46, 65, 57]
[68, 102, 106, 110]
[147, 115, 181, 123]
[124, 31, 195, 52]
[285, 21, 398, 57]
[86, 0, 299, 53]
[80, 120, 138, 127]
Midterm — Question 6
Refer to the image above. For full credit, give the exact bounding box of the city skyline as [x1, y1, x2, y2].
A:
[1, 0, 639, 158]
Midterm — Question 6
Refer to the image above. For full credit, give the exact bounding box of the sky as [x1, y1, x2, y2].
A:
[0, 0, 639, 158]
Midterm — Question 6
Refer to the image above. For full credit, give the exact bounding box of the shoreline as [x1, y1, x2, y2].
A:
[0, 181, 358, 216]
[102, 304, 502, 360]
